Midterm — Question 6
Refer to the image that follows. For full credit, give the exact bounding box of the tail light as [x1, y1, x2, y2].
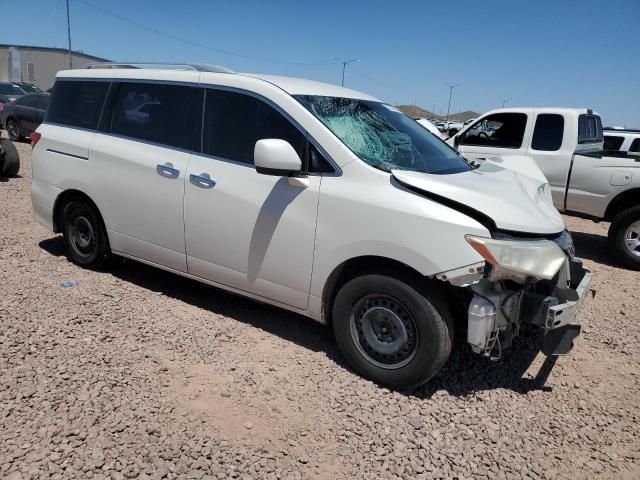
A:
[31, 132, 42, 149]
[0, 102, 4, 113]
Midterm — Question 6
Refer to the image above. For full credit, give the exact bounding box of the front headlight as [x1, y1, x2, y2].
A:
[465, 235, 567, 281]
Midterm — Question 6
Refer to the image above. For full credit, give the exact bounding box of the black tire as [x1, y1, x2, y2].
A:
[332, 274, 453, 389]
[0, 138, 20, 177]
[61, 200, 115, 270]
[608, 205, 640, 270]
[6, 119, 23, 142]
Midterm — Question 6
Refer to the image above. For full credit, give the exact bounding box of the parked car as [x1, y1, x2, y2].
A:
[449, 108, 640, 269]
[415, 117, 443, 138]
[31, 64, 591, 389]
[433, 120, 447, 131]
[0, 82, 28, 114]
[0, 83, 44, 123]
[445, 120, 464, 136]
[16, 83, 43, 94]
[1, 93, 50, 141]
[603, 128, 640, 155]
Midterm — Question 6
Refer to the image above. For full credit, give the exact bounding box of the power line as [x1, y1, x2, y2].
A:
[75, 0, 331, 66]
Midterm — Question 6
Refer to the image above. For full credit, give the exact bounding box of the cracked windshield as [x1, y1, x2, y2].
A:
[296, 95, 471, 174]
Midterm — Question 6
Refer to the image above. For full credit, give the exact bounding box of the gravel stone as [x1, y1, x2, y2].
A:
[1, 138, 639, 479]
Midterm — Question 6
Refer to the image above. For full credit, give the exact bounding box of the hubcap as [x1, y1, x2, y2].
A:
[624, 220, 640, 257]
[71, 216, 95, 254]
[350, 294, 418, 369]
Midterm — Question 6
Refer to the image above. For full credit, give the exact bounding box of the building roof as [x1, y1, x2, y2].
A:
[0, 44, 108, 62]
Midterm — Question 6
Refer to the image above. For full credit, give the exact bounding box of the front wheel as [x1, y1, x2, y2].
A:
[61, 200, 115, 270]
[608, 206, 640, 270]
[332, 275, 453, 389]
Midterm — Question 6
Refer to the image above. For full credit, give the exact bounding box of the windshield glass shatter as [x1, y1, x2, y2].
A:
[296, 95, 471, 175]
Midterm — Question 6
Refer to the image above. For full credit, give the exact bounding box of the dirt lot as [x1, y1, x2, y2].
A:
[1, 138, 639, 480]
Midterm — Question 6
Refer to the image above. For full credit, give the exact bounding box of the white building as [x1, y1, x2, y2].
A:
[0, 44, 107, 91]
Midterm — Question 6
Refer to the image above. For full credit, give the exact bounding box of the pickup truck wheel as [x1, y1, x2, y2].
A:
[61, 200, 115, 270]
[332, 275, 453, 389]
[608, 206, 640, 270]
[0, 138, 20, 177]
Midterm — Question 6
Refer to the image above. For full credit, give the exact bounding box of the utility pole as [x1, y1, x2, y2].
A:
[331, 58, 359, 87]
[444, 83, 461, 122]
[501, 98, 512, 108]
[66, 0, 72, 69]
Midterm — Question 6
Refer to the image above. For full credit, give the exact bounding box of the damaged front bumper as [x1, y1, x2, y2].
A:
[467, 259, 592, 358]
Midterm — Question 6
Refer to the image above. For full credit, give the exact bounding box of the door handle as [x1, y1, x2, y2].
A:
[156, 163, 179, 178]
[190, 173, 216, 188]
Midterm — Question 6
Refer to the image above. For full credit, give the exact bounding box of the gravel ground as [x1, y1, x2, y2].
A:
[1, 138, 639, 480]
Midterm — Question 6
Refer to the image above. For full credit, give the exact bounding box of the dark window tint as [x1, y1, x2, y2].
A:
[604, 135, 625, 151]
[309, 143, 334, 173]
[47, 80, 109, 129]
[203, 89, 304, 165]
[108, 82, 202, 150]
[630, 138, 640, 153]
[531, 114, 564, 151]
[461, 113, 528, 149]
[578, 114, 603, 143]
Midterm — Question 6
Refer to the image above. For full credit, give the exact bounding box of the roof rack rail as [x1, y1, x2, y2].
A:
[83, 62, 235, 74]
[604, 126, 640, 133]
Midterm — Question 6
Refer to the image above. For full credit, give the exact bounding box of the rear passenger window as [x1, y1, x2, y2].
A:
[46, 81, 109, 130]
[578, 114, 603, 144]
[604, 135, 625, 151]
[203, 89, 304, 165]
[630, 138, 640, 153]
[107, 82, 202, 151]
[531, 114, 564, 151]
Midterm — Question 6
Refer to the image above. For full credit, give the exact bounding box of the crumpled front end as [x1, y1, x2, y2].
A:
[455, 230, 592, 358]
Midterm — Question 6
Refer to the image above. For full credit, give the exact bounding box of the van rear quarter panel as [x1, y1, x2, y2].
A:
[31, 124, 99, 229]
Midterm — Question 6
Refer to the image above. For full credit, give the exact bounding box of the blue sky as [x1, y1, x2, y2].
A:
[2, 0, 639, 126]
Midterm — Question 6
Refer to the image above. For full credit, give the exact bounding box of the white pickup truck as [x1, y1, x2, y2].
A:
[449, 108, 640, 269]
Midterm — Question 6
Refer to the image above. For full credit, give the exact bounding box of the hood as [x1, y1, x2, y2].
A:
[392, 162, 565, 235]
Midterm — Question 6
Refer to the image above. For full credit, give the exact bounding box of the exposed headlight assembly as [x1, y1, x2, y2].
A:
[465, 235, 567, 282]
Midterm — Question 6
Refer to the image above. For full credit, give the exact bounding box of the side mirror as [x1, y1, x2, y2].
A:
[254, 139, 302, 176]
[453, 134, 461, 148]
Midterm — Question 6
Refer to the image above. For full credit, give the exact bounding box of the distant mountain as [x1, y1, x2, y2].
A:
[396, 105, 480, 122]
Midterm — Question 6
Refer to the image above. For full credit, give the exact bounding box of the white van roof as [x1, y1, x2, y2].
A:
[56, 65, 378, 102]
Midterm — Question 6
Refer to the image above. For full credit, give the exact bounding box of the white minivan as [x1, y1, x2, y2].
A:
[31, 63, 591, 389]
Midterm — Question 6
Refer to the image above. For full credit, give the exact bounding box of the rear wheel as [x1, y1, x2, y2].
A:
[6, 119, 23, 142]
[332, 274, 453, 389]
[61, 200, 115, 270]
[0, 138, 20, 177]
[608, 206, 640, 270]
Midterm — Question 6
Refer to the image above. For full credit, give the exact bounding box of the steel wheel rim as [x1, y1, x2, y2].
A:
[349, 294, 418, 370]
[624, 220, 640, 257]
[71, 216, 96, 256]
